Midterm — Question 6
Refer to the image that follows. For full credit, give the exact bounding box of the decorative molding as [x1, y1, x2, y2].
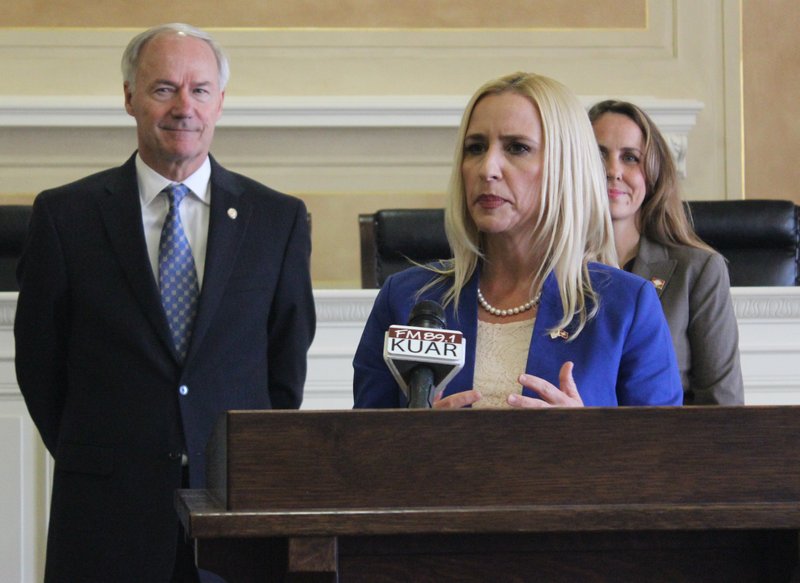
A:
[3, 287, 795, 328]
[0, 95, 468, 129]
[0, 293, 16, 327]
[3, 286, 795, 330]
[313, 289, 382, 322]
[316, 287, 800, 324]
[731, 287, 800, 320]
[0, 95, 702, 129]
[666, 134, 688, 178]
[0, 95, 703, 177]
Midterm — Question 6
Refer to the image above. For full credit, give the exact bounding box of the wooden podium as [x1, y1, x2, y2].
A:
[176, 407, 800, 582]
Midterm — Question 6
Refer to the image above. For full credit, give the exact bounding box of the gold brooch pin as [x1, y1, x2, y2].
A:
[549, 329, 570, 340]
[650, 277, 665, 290]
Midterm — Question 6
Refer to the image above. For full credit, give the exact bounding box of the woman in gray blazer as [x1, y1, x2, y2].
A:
[589, 100, 743, 405]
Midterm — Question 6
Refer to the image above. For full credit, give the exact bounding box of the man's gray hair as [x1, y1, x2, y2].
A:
[121, 23, 230, 92]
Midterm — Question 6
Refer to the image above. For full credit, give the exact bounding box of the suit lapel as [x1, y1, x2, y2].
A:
[632, 236, 677, 298]
[185, 159, 252, 363]
[98, 155, 177, 358]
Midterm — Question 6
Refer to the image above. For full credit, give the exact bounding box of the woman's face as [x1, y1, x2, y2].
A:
[461, 91, 544, 242]
[592, 112, 648, 228]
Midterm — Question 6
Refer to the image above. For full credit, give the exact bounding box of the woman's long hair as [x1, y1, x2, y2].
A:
[426, 72, 616, 340]
[588, 99, 713, 252]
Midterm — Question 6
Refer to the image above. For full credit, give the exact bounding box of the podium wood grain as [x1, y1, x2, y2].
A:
[177, 407, 800, 581]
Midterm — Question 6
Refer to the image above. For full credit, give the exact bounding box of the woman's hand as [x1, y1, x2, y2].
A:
[433, 389, 482, 409]
[508, 362, 584, 408]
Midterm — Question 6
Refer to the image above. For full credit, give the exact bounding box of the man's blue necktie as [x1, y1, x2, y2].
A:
[158, 183, 199, 363]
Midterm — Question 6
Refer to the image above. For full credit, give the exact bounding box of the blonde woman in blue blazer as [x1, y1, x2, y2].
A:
[354, 73, 682, 409]
[590, 100, 743, 405]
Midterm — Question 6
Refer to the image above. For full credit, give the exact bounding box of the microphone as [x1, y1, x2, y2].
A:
[383, 300, 466, 408]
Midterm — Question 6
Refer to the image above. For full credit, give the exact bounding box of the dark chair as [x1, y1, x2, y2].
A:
[359, 209, 449, 288]
[0, 205, 32, 291]
[686, 200, 799, 286]
[359, 201, 800, 288]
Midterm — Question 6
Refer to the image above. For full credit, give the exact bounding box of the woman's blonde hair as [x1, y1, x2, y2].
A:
[588, 99, 713, 252]
[428, 72, 616, 339]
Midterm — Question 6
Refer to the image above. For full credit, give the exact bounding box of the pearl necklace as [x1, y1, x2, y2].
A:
[477, 287, 541, 317]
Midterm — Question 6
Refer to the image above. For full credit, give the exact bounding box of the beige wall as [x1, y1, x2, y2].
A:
[742, 0, 800, 203]
[5, 0, 645, 28]
[0, 1, 744, 287]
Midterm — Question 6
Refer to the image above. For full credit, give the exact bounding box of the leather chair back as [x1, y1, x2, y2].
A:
[359, 209, 449, 288]
[360, 201, 800, 288]
[687, 200, 799, 286]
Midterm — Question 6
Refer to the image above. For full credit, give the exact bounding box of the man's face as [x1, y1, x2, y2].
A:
[124, 33, 224, 181]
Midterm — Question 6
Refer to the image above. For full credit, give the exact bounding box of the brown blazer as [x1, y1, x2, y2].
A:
[631, 235, 744, 405]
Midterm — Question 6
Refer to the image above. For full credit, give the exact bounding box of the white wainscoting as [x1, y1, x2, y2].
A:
[1, 286, 799, 581]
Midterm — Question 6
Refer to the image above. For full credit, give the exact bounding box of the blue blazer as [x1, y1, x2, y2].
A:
[354, 263, 682, 408]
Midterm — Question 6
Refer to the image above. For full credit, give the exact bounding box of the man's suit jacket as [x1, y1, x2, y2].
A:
[353, 262, 682, 408]
[14, 153, 316, 582]
[630, 235, 743, 405]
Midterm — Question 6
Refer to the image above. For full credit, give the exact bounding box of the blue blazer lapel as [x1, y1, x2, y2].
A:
[527, 272, 567, 365]
[98, 155, 177, 358]
[185, 159, 252, 363]
[525, 271, 595, 390]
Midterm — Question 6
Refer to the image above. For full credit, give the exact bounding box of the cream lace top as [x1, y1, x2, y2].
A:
[472, 317, 535, 409]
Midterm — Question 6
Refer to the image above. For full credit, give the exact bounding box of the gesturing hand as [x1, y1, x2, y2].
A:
[508, 362, 583, 408]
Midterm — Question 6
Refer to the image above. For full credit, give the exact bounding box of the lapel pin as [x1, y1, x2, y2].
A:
[650, 277, 665, 291]
[549, 329, 570, 340]
[227, 208, 238, 220]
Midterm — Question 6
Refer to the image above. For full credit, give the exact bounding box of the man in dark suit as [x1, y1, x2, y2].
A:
[14, 23, 315, 583]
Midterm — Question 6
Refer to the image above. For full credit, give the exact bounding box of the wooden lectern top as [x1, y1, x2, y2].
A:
[198, 407, 800, 523]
